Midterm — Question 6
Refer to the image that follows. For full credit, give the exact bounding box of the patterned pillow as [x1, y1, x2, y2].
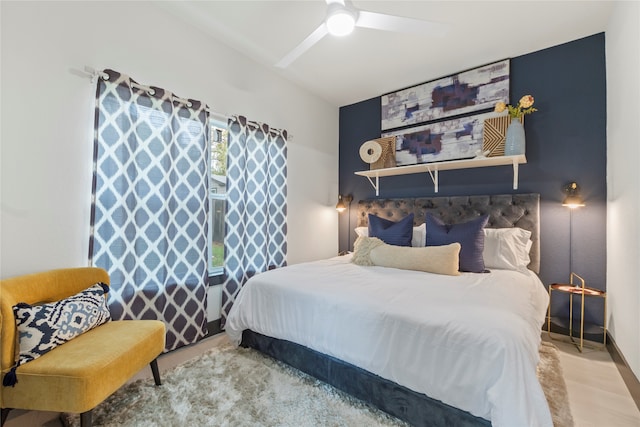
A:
[2, 283, 111, 387]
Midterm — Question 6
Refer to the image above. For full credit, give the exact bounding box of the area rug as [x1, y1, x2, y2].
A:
[63, 341, 573, 427]
[538, 342, 575, 427]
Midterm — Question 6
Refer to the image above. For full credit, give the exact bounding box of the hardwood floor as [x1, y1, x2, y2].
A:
[4, 332, 640, 426]
[542, 333, 640, 427]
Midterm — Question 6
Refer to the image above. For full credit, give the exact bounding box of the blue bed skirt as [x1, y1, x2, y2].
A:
[240, 330, 490, 427]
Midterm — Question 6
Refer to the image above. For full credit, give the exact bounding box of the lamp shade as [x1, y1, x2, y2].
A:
[562, 182, 585, 208]
[336, 194, 353, 212]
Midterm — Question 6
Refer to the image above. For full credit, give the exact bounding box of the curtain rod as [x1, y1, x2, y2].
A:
[81, 66, 292, 139]
[84, 66, 108, 82]
[84, 66, 195, 108]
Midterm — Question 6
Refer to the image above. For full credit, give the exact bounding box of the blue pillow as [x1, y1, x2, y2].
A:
[368, 213, 414, 247]
[426, 214, 489, 272]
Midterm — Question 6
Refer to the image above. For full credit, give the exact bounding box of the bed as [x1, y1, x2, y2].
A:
[226, 194, 552, 427]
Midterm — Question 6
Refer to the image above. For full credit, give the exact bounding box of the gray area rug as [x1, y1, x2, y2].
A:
[538, 342, 575, 427]
[63, 341, 573, 427]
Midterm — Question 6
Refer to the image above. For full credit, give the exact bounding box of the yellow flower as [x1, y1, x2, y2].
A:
[494, 94, 538, 119]
[519, 95, 534, 109]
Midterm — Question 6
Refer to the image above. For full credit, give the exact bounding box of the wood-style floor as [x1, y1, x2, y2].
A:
[4, 332, 640, 426]
[542, 334, 640, 426]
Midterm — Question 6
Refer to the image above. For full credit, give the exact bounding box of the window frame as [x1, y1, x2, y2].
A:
[208, 116, 228, 278]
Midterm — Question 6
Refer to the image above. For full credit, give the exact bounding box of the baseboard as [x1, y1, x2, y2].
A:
[205, 319, 222, 338]
[606, 332, 640, 412]
[546, 320, 605, 344]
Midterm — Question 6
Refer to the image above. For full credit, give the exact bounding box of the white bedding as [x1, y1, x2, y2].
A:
[226, 255, 552, 427]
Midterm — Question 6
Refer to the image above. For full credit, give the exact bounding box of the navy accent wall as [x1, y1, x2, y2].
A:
[338, 33, 607, 330]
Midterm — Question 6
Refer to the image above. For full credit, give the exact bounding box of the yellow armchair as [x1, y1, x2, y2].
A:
[0, 267, 166, 427]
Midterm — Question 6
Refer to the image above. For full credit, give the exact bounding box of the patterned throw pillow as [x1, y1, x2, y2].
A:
[2, 283, 111, 387]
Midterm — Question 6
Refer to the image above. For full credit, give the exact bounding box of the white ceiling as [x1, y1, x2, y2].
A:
[158, 1, 613, 107]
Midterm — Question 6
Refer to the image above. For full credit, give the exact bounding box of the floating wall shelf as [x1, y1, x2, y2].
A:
[355, 154, 527, 196]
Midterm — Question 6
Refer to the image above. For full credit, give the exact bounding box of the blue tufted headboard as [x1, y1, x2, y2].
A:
[357, 193, 540, 273]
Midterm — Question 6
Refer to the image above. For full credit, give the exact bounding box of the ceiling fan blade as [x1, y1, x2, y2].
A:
[275, 23, 328, 68]
[356, 10, 449, 37]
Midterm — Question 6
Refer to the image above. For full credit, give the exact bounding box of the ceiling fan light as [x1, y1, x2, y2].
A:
[326, 9, 356, 36]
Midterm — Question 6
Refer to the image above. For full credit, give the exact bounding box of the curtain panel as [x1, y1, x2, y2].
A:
[221, 115, 288, 328]
[89, 69, 209, 351]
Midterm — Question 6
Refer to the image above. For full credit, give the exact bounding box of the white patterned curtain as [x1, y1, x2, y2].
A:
[89, 69, 209, 351]
[220, 116, 287, 328]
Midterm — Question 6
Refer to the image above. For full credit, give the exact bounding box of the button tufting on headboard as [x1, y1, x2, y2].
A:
[357, 194, 541, 273]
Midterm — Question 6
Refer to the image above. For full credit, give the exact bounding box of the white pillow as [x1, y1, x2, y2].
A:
[483, 227, 532, 271]
[355, 223, 426, 247]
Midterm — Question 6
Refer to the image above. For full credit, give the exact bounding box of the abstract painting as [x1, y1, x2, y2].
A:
[381, 60, 509, 131]
[384, 112, 495, 166]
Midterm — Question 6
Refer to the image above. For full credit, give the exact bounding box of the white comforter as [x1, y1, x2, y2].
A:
[226, 256, 552, 427]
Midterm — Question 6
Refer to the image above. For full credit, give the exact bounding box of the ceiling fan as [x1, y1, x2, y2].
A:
[275, 0, 450, 68]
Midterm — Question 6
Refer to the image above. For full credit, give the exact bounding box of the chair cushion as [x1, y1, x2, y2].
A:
[0, 320, 165, 413]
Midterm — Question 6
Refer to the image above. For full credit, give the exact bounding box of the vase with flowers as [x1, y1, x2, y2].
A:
[495, 95, 538, 156]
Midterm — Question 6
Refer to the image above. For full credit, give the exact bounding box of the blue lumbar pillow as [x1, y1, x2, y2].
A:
[368, 213, 414, 247]
[426, 213, 489, 273]
[3, 282, 111, 387]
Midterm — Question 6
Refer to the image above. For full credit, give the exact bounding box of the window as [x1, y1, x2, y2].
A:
[209, 119, 228, 276]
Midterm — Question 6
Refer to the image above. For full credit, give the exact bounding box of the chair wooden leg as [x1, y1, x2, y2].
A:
[1, 408, 12, 426]
[150, 358, 162, 386]
[80, 410, 92, 427]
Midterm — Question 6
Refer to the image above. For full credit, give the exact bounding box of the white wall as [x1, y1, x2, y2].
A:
[0, 2, 339, 320]
[606, 1, 640, 378]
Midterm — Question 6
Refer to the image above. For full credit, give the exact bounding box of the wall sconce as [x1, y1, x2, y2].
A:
[562, 182, 585, 209]
[336, 194, 353, 213]
[562, 182, 585, 280]
[336, 194, 353, 254]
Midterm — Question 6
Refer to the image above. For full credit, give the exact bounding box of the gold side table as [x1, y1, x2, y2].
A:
[547, 273, 607, 352]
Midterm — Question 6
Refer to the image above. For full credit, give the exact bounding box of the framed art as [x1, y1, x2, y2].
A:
[384, 112, 495, 166]
[381, 60, 510, 131]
